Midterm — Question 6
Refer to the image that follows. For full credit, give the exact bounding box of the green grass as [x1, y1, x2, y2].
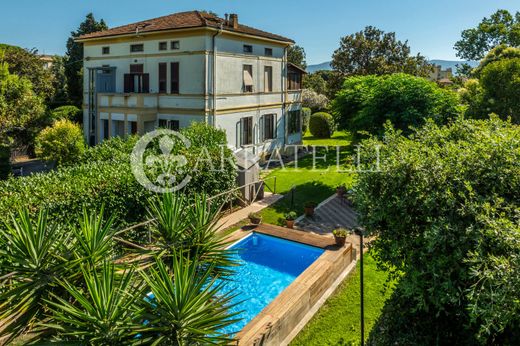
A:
[291, 253, 394, 346]
[303, 130, 352, 147]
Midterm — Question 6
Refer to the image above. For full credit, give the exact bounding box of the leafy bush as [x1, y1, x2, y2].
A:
[35, 119, 86, 166]
[356, 117, 520, 344]
[302, 107, 311, 133]
[302, 89, 329, 111]
[0, 123, 237, 231]
[332, 73, 460, 135]
[50, 105, 82, 122]
[309, 112, 334, 138]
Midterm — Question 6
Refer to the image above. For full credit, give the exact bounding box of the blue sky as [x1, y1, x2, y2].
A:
[0, 0, 517, 64]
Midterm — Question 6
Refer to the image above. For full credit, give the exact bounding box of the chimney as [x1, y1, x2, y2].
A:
[229, 13, 238, 29]
[224, 13, 229, 25]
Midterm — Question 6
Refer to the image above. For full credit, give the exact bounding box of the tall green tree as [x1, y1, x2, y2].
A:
[49, 55, 69, 107]
[455, 9, 520, 61]
[0, 44, 54, 100]
[65, 13, 107, 105]
[303, 72, 328, 95]
[287, 45, 307, 69]
[331, 26, 432, 77]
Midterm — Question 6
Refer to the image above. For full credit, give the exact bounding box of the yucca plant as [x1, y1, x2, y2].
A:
[146, 193, 236, 274]
[139, 254, 241, 345]
[43, 261, 146, 345]
[0, 209, 71, 342]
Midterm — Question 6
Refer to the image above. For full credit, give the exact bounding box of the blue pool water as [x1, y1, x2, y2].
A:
[221, 232, 324, 334]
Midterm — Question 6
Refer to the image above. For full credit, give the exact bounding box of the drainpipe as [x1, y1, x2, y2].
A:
[282, 46, 288, 146]
[212, 24, 223, 127]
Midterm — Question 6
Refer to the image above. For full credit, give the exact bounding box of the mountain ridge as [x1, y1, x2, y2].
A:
[307, 60, 479, 74]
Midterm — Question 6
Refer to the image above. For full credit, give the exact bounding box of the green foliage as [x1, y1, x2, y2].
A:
[0, 43, 54, 100]
[35, 119, 86, 166]
[303, 72, 328, 95]
[50, 105, 82, 122]
[49, 55, 69, 106]
[332, 73, 460, 135]
[302, 107, 311, 133]
[0, 61, 47, 147]
[355, 117, 520, 343]
[309, 112, 334, 138]
[332, 26, 432, 77]
[455, 9, 520, 61]
[287, 45, 307, 69]
[474, 44, 520, 76]
[65, 13, 108, 105]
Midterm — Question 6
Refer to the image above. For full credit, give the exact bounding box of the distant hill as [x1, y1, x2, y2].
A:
[307, 59, 480, 75]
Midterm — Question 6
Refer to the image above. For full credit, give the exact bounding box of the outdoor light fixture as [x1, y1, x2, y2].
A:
[354, 227, 365, 345]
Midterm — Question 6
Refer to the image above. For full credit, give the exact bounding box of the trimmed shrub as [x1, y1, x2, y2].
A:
[50, 105, 82, 122]
[302, 107, 311, 133]
[35, 119, 86, 167]
[309, 112, 334, 138]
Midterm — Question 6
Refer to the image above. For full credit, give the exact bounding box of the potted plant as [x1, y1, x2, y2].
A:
[304, 201, 317, 217]
[248, 212, 262, 225]
[336, 184, 346, 197]
[333, 228, 349, 247]
[284, 211, 298, 229]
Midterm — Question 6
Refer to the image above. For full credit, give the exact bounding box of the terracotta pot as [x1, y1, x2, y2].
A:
[334, 235, 347, 247]
[286, 219, 295, 229]
[249, 217, 262, 225]
[304, 206, 315, 217]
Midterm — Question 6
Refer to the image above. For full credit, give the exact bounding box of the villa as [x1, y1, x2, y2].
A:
[76, 11, 305, 153]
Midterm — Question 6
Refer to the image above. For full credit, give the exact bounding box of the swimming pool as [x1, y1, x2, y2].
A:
[221, 232, 324, 334]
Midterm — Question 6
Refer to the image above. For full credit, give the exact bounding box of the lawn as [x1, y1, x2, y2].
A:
[291, 253, 394, 345]
[303, 130, 352, 147]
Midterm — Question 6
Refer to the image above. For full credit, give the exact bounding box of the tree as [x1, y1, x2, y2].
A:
[35, 119, 86, 166]
[65, 13, 107, 105]
[0, 61, 46, 148]
[454, 9, 520, 61]
[331, 73, 459, 135]
[303, 72, 327, 95]
[357, 117, 520, 344]
[302, 89, 329, 111]
[331, 26, 432, 77]
[0, 44, 54, 100]
[287, 45, 307, 69]
[474, 44, 520, 75]
[49, 55, 69, 106]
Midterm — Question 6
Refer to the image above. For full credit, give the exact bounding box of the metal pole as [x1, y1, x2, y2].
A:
[355, 227, 365, 345]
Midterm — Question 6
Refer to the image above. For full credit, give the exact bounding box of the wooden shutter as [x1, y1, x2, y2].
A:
[124, 74, 133, 93]
[171, 62, 179, 94]
[142, 74, 150, 93]
[158, 63, 167, 93]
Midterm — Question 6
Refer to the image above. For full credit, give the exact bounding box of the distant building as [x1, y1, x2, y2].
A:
[39, 55, 54, 70]
[75, 11, 304, 153]
[429, 64, 452, 82]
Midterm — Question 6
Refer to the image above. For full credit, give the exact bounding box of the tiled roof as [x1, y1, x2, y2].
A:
[77, 11, 294, 43]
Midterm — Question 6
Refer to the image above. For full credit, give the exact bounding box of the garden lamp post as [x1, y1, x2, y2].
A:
[354, 227, 365, 345]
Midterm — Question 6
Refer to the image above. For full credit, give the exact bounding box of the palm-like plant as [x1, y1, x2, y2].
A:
[147, 193, 236, 273]
[44, 261, 145, 345]
[139, 254, 241, 345]
[0, 209, 70, 342]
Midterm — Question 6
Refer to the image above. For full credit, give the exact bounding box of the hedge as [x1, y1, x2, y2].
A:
[302, 107, 312, 133]
[0, 124, 237, 229]
[309, 112, 334, 138]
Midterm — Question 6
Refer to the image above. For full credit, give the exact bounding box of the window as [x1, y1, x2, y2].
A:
[129, 121, 138, 135]
[158, 63, 167, 93]
[288, 72, 302, 90]
[171, 41, 180, 50]
[262, 114, 275, 140]
[130, 44, 144, 52]
[264, 66, 273, 92]
[170, 62, 179, 94]
[243, 65, 253, 93]
[158, 119, 180, 131]
[102, 46, 110, 55]
[288, 110, 301, 134]
[243, 45, 253, 53]
[264, 48, 273, 56]
[102, 119, 109, 140]
[124, 64, 149, 93]
[241, 117, 253, 146]
[159, 41, 167, 51]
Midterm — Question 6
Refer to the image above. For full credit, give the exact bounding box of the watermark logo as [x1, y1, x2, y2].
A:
[131, 129, 192, 193]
